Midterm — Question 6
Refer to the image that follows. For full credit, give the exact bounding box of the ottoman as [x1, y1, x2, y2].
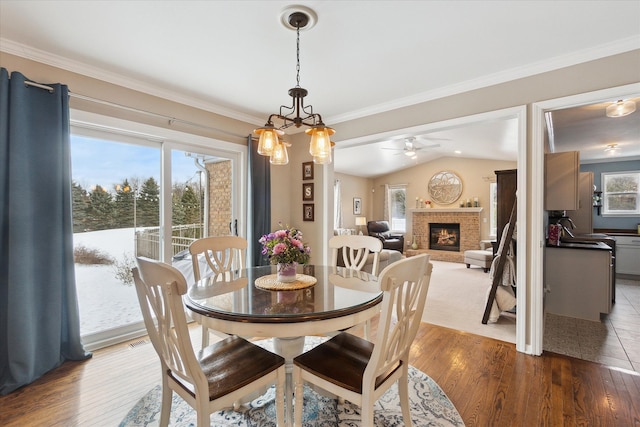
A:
[464, 249, 493, 272]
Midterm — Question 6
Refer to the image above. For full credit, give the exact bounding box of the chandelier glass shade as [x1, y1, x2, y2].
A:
[606, 99, 636, 118]
[254, 9, 334, 165]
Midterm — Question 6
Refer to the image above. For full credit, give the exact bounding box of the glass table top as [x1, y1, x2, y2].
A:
[184, 265, 382, 323]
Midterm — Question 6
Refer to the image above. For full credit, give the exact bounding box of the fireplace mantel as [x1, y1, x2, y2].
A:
[410, 207, 483, 213]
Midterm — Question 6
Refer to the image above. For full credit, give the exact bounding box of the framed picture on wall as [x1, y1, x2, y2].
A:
[302, 162, 314, 180]
[303, 204, 314, 221]
[353, 197, 362, 215]
[302, 183, 314, 201]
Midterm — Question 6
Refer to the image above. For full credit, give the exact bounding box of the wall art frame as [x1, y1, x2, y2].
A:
[353, 197, 362, 215]
[302, 183, 314, 201]
[303, 203, 314, 221]
[302, 161, 314, 180]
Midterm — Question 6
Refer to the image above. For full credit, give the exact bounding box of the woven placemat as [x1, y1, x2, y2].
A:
[254, 274, 317, 290]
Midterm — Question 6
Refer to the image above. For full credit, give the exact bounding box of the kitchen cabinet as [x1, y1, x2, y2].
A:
[495, 169, 517, 244]
[545, 151, 579, 211]
[566, 172, 593, 235]
[615, 235, 640, 276]
[544, 244, 612, 322]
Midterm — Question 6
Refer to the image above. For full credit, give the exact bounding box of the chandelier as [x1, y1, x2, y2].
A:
[254, 8, 335, 165]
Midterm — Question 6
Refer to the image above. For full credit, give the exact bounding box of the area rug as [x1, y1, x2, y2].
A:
[120, 366, 464, 427]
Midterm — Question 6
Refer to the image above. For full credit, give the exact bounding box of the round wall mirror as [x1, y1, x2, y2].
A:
[428, 171, 463, 204]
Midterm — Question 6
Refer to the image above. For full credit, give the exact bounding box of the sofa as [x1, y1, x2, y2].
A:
[366, 220, 405, 253]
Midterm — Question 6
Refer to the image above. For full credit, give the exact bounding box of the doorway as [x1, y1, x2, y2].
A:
[532, 82, 640, 367]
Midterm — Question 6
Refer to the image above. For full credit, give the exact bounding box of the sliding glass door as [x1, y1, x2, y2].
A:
[70, 112, 245, 349]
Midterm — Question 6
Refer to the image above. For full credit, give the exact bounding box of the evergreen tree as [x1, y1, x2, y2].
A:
[137, 177, 160, 227]
[71, 181, 90, 233]
[172, 188, 186, 226]
[114, 179, 135, 228]
[87, 185, 115, 230]
[181, 185, 201, 226]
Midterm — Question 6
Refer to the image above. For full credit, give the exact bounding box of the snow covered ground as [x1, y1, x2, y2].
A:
[73, 228, 140, 335]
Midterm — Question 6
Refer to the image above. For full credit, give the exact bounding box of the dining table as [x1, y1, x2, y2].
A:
[183, 263, 382, 423]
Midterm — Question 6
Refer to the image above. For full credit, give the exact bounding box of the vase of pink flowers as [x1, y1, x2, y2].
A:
[259, 226, 311, 283]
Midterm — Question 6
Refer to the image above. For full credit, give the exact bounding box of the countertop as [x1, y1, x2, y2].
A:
[547, 241, 612, 251]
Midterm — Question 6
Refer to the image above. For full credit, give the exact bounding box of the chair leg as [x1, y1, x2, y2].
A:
[360, 397, 375, 427]
[196, 410, 210, 427]
[159, 374, 172, 427]
[398, 369, 413, 427]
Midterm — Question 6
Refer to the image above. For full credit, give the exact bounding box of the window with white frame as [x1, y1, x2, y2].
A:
[489, 182, 497, 238]
[387, 184, 407, 232]
[602, 171, 640, 216]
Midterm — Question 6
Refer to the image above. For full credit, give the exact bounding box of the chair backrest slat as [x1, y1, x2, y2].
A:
[189, 236, 248, 282]
[329, 235, 383, 275]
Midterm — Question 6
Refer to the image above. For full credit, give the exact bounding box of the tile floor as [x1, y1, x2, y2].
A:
[544, 277, 640, 372]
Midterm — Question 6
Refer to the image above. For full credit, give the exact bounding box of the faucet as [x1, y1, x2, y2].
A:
[554, 216, 575, 238]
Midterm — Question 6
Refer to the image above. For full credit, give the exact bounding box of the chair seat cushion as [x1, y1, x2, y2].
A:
[294, 333, 398, 394]
[197, 335, 285, 400]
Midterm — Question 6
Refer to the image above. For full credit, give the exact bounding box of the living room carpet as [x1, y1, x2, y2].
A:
[119, 364, 463, 427]
[423, 260, 516, 343]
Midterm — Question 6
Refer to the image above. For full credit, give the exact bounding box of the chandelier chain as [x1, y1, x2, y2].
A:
[295, 25, 301, 88]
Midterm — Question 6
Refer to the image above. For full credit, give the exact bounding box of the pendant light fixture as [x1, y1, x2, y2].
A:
[606, 99, 636, 118]
[254, 7, 335, 165]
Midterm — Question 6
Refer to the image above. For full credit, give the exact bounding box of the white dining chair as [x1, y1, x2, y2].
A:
[329, 234, 383, 275]
[189, 235, 247, 346]
[133, 256, 285, 427]
[329, 234, 383, 338]
[293, 254, 432, 427]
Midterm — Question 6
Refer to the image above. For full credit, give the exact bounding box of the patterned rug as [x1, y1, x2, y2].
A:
[120, 366, 463, 426]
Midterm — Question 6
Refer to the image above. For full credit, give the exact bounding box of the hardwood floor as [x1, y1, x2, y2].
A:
[2, 321, 639, 426]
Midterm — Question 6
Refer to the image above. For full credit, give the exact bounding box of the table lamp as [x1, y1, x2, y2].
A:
[355, 217, 367, 235]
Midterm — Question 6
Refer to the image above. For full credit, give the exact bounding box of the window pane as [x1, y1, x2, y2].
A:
[602, 171, 640, 215]
[604, 174, 638, 193]
[605, 194, 638, 211]
[71, 135, 160, 337]
[489, 182, 497, 237]
[170, 150, 239, 283]
[389, 187, 406, 231]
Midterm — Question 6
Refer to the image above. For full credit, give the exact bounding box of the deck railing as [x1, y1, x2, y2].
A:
[135, 224, 203, 259]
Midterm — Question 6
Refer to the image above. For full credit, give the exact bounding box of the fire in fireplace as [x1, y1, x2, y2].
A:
[429, 223, 461, 252]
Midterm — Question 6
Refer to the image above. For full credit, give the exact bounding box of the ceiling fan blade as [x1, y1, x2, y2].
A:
[415, 144, 440, 150]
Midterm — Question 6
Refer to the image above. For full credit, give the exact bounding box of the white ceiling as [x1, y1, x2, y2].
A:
[1, 1, 639, 177]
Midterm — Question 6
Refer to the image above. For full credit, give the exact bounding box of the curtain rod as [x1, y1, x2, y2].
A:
[24, 80, 54, 93]
[23, 80, 247, 140]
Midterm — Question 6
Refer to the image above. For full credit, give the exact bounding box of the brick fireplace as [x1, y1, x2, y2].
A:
[409, 208, 482, 262]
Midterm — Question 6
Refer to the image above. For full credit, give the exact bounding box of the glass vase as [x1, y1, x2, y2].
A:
[277, 262, 298, 282]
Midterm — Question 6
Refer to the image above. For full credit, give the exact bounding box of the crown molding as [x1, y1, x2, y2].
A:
[0, 38, 264, 126]
[2, 36, 638, 127]
[327, 36, 640, 125]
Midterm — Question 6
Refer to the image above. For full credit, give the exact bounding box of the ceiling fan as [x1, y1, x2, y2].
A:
[381, 137, 440, 158]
